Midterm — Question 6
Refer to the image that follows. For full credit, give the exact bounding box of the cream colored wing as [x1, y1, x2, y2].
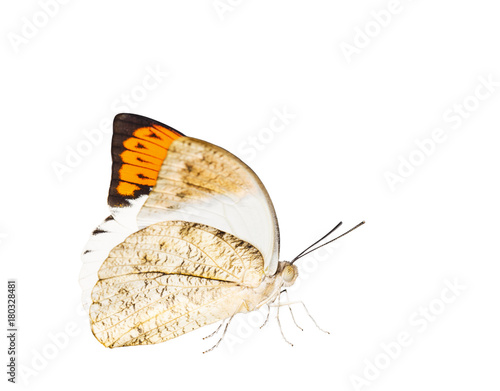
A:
[81, 115, 280, 314]
[80, 114, 185, 310]
[80, 215, 132, 310]
[137, 137, 280, 276]
[90, 220, 265, 348]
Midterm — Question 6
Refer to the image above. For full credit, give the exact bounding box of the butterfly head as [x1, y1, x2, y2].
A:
[279, 261, 299, 287]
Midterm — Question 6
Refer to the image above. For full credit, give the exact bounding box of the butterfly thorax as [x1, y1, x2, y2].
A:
[238, 261, 298, 313]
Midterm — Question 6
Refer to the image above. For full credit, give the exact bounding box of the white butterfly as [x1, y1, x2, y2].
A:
[79, 113, 362, 349]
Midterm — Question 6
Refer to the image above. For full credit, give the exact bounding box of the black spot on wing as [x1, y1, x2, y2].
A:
[147, 131, 161, 140]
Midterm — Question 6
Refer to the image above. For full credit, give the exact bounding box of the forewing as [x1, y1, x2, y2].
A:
[81, 114, 280, 312]
[90, 220, 264, 348]
[137, 137, 280, 275]
[108, 113, 184, 228]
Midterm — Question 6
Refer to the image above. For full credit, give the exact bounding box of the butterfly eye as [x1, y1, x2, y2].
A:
[282, 264, 297, 285]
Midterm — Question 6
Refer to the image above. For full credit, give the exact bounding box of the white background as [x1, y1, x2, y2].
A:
[1, 0, 500, 390]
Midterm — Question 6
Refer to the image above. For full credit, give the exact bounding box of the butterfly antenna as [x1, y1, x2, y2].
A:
[290, 221, 365, 264]
[290, 222, 343, 263]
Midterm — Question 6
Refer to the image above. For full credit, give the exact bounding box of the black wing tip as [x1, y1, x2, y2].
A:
[113, 113, 185, 137]
[114, 113, 154, 125]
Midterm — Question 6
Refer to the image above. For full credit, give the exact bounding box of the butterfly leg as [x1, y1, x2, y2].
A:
[276, 291, 293, 347]
[203, 314, 235, 354]
[259, 305, 271, 329]
[203, 320, 225, 340]
[297, 300, 330, 335]
[282, 290, 303, 332]
[271, 299, 330, 334]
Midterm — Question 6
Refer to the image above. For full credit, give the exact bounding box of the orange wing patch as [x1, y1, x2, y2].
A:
[108, 114, 184, 208]
[119, 150, 163, 171]
[116, 182, 140, 196]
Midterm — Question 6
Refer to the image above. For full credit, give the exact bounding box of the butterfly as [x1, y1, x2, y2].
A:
[79, 113, 363, 349]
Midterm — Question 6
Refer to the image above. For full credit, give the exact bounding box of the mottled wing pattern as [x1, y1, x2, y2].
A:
[90, 220, 264, 348]
[80, 113, 280, 316]
[137, 137, 280, 275]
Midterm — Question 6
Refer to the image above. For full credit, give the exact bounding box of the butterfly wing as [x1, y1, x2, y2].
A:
[80, 114, 185, 309]
[90, 221, 265, 348]
[80, 114, 280, 309]
[108, 113, 185, 228]
[79, 215, 130, 309]
[136, 137, 280, 275]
